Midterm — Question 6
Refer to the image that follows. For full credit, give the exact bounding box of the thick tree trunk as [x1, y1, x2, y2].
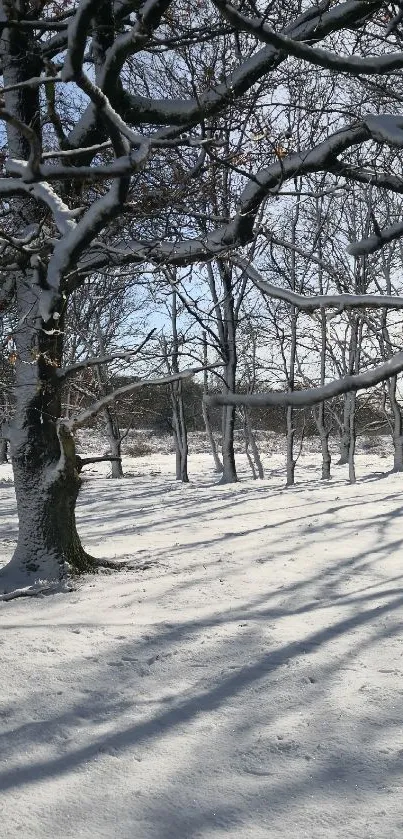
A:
[218, 262, 238, 484]
[0, 19, 94, 592]
[2, 376, 95, 592]
[9, 426, 94, 586]
[0, 289, 95, 592]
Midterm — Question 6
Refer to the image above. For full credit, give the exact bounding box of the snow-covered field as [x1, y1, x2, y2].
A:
[1, 438, 403, 838]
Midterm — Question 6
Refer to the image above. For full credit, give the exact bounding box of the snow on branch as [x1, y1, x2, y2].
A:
[58, 329, 156, 380]
[235, 258, 403, 312]
[61, 0, 100, 82]
[71, 0, 372, 144]
[206, 352, 403, 410]
[76, 124, 374, 275]
[213, 1, 403, 77]
[42, 162, 136, 319]
[68, 363, 222, 430]
[347, 220, 403, 256]
[0, 176, 78, 235]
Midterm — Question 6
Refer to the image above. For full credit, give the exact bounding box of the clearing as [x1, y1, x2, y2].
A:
[1, 440, 403, 838]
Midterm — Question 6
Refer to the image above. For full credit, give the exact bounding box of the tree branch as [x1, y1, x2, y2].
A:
[206, 352, 403, 410]
[68, 362, 221, 429]
[58, 329, 156, 380]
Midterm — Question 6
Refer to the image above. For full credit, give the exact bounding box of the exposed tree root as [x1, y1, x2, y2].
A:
[92, 557, 157, 572]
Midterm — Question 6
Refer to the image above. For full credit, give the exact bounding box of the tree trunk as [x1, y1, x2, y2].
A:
[171, 381, 189, 483]
[9, 426, 94, 586]
[338, 394, 352, 465]
[286, 406, 295, 487]
[316, 305, 331, 480]
[104, 406, 124, 478]
[244, 410, 264, 479]
[221, 403, 237, 483]
[348, 393, 356, 484]
[1, 315, 95, 592]
[0, 20, 94, 592]
[319, 428, 331, 480]
[202, 401, 223, 473]
[219, 264, 238, 484]
[314, 404, 331, 480]
[388, 377, 403, 472]
[202, 335, 223, 473]
[0, 438, 7, 464]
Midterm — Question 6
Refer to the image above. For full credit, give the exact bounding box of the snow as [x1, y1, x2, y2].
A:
[1, 437, 403, 838]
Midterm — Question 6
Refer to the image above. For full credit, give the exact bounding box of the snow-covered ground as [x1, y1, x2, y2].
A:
[1, 438, 403, 838]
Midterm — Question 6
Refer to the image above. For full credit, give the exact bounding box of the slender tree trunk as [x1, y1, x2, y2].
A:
[202, 401, 223, 472]
[338, 394, 352, 465]
[319, 425, 331, 480]
[221, 402, 237, 483]
[388, 376, 403, 471]
[171, 381, 189, 482]
[348, 393, 357, 484]
[165, 292, 189, 482]
[245, 410, 264, 479]
[286, 305, 297, 487]
[103, 406, 124, 478]
[286, 406, 295, 486]
[216, 261, 238, 484]
[0, 438, 7, 464]
[244, 430, 257, 479]
[202, 333, 223, 472]
[316, 306, 331, 480]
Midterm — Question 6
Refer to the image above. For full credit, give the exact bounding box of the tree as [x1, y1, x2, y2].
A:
[3, 0, 403, 594]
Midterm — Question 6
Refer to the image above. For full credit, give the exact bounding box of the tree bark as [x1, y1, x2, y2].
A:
[202, 401, 223, 473]
[0, 438, 7, 464]
[220, 265, 238, 484]
[1, 304, 95, 591]
[202, 332, 223, 473]
[172, 380, 189, 482]
[338, 394, 352, 465]
[348, 393, 357, 484]
[0, 13, 95, 591]
[388, 376, 403, 471]
[244, 409, 264, 479]
[103, 406, 124, 479]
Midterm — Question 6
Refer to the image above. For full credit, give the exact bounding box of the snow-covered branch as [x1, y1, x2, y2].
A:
[213, 1, 403, 77]
[235, 258, 403, 313]
[347, 220, 403, 256]
[206, 352, 403, 410]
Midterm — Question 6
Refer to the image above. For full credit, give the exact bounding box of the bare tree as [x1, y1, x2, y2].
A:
[3, 0, 403, 594]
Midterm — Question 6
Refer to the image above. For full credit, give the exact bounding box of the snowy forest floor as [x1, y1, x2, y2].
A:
[1, 434, 403, 838]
